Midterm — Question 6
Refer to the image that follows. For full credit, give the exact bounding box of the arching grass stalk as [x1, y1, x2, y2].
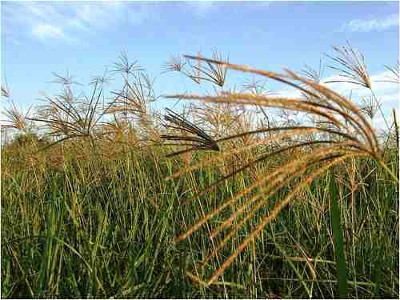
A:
[162, 55, 387, 285]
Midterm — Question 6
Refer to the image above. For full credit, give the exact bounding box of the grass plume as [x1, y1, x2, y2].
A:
[163, 54, 393, 285]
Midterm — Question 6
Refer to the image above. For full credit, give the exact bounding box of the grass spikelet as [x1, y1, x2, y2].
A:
[164, 51, 228, 87]
[189, 51, 228, 87]
[326, 41, 371, 89]
[3, 101, 32, 131]
[300, 60, 324, 84]
[161, 108, 220, 157]
[29, 80, 117, 150]
[163, 55, 186, 73]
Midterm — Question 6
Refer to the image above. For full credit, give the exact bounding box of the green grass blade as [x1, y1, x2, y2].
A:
[330, 171, 347, 298]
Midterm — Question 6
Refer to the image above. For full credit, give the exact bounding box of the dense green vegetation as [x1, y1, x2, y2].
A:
[2, 137, 398, 298]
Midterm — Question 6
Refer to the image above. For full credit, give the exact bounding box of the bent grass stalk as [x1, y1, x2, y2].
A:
[206, 154, 361, 285]
[162, 55, 391, 286]
[200, 155, 360, 269]
[174, 144, 365, 245]
[172, 127, 373, 206]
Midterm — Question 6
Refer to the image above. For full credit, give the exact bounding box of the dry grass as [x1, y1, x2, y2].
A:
[161, 54, 395, 285]
[326, 41, 371, 88]
[2, 101, 32, 132]
[29, 81, 115, 149]
[164, 51, 228, 86]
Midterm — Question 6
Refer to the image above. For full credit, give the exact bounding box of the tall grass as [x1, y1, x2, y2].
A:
[1, 44, 399, 298]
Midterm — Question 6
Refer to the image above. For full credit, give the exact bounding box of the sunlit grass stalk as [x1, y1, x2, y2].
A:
[206, 155, 358, 285]
[201, 153, 366, 269]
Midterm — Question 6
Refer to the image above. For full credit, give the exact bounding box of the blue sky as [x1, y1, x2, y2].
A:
[1, 1, 399, 129]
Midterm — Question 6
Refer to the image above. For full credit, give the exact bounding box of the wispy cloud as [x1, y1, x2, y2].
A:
[2, 2, 155, 44]
[342, 14, 399, 32]
[32, 24, 67, 41]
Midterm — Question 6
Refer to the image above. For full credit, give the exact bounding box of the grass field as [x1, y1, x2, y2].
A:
[1, 47, 399, 298]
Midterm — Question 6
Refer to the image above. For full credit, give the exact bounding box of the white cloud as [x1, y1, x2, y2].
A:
[31, 24, 66, 41]
[342, 14, 399, 32]
[2, 2, 156, 44]
[75, 2, 127, 29]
